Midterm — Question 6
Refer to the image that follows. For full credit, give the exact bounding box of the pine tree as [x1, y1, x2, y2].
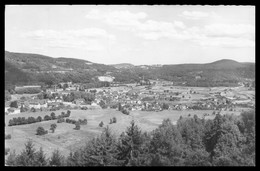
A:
[5, 150, 17, 166]
[49, 149, 64, 166]
[75, 126, 121, 166]
[35, 147, 48, 166]
[15, 140, 37, 166]
[117, 120, 144, 166]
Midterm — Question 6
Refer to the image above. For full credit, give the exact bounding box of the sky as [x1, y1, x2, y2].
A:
[5, 5, 255, 65]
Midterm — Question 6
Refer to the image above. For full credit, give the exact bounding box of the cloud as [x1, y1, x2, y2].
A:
[194, 37, 255, 48]
[180, 10, 221, 20]
[86, 10, 188, 40]
[204, 23, 255, 40]
[21, 28, 116, 51]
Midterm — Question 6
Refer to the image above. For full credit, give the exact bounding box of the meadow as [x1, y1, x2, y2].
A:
[5, 108, 243, 158]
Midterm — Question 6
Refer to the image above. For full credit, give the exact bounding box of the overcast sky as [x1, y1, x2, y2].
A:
[5, 5, 255, 65]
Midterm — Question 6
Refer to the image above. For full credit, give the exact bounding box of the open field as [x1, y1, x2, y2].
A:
[5, 108, 243, 158]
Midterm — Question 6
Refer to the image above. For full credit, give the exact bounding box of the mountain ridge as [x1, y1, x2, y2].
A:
[5, 51, 255, 88]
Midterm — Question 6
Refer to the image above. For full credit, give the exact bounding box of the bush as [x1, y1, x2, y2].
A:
[99, 121, 104, 127]
[10, 101, 18, 108]
[36, 116, 42, 122]
[112, 117, 117, 123]
[5, 148, 10, 155]
[50, 124, 57, 133]
[74, 122, 81, 130]
[51, 112, 56, 120]
[57, 118, 65, 123]
[5, 134, 11, 140]
[8, 119, 14, 126]
[44, 115, 51, 121]
[27, 117, 36, 124]
[122, 109, 130, 115]
[31, 107, 36, 112]
[36, 127, 48, 135]
[109, 119, 113, 124]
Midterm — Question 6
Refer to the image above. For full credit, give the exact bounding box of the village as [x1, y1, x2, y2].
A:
[5, 76, 255, 117]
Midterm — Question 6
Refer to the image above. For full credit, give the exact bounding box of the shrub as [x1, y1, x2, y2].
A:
[74, 122, 81, 130]
[10, 101, 18, 108]
[44, 115, 51, 121]
[31, 107, 36, 112]
[8, 119, 14, 126]
[109, 119, 113, 124]
[112, 117, 117, 123]
[36, 127, 48, 135]
[122, 109, 130, 115]
[50, 124, 57, 133]
[5, 134, 11, 140]
[5, 148, 10, 155]
[36, 116, 42, 122]
[99, 121, 104, 127]
[28, 117, 36, 124]
[51, 112, 56, 120]
[57, 118, 65, 123]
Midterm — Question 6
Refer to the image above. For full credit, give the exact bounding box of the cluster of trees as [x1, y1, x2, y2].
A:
[8, 111, 71, 127]
[15, 87, 42, 94]
[5, 140, 66, 166]
[62, 91, 95, 104]
[6, 110, 255, 166]
[36, 123, 58, 136]
[109, 117, 117, 124]
[186, 80, 239, 87]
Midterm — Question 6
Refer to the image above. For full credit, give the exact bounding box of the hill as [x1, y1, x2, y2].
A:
[110, 63, 135, 69]
[5, 51, 255, 87]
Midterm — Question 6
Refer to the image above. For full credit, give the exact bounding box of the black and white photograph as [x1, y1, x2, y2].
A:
[5, 5, 255, 166]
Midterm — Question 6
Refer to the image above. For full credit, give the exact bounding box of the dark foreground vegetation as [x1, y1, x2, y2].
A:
[5, 110, 255, 166]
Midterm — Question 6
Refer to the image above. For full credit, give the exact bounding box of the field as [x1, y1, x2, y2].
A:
[5, 108, 242, 158]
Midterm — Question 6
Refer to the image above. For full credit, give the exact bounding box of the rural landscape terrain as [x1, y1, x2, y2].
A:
[5, 51, 255, 166]
[5, 5, 255, 167]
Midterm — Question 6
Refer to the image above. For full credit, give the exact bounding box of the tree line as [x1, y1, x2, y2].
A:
[8, 110, 71, 126]
[5, 110, 255, 166]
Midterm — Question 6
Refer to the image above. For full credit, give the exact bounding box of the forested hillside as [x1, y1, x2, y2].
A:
[5, 51, 255, 88]
[5, 110, 255, 166]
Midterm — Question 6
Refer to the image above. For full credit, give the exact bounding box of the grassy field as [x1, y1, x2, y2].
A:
[5, 108, 243, 158]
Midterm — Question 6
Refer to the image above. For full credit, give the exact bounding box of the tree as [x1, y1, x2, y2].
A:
[49, 149, 65, 166]
[50, 112, 56, 120]
[10, 101, 18, 108]
[34, 147, 48, 166]
[15, 140, 37, 166]
[75, 122, 81, 130]
[36, 116, 42, 122]
[162, 103, 169, 110]
[36, 127, 48, 135]
[99, 121, 104, 127]
[5, 150, 17, 166]
[8, 119, 15, 126]
[66, 110, 71, 117]
[50, 124, 57, 133]
[31, 107, 36, 112]
[150, 119, 184, 166]
[5, 134, 11, 140]
[44, 115, 51, 121]
[118, 103, 122, 111]
[117, 120, 145, 166]
[67, 126, 120, 166]
[113, 117, 117, 123]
